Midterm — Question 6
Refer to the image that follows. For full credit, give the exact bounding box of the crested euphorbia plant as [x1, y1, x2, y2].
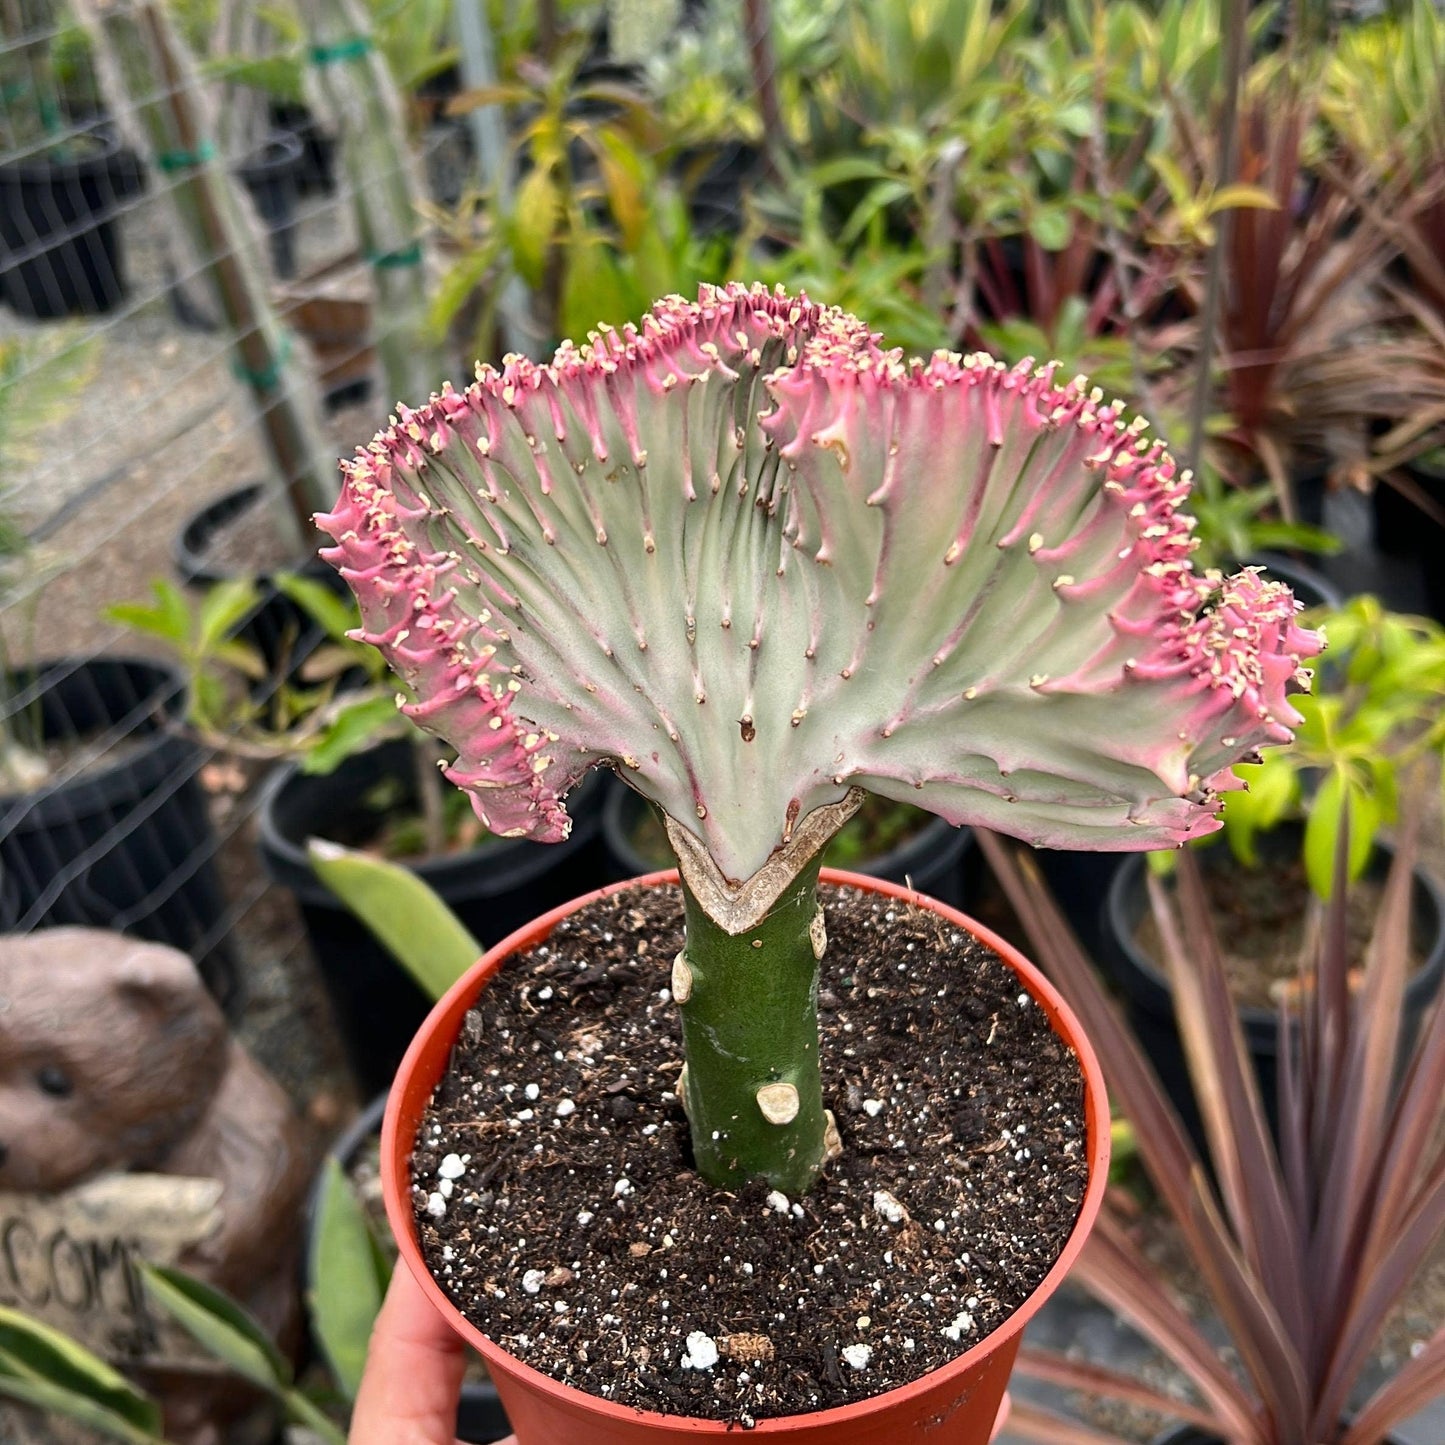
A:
[318, 283, 1320, 1197]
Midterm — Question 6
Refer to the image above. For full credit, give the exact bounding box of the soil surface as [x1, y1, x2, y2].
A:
[1135, 854, 1423, 1012]
[412, 880, 1089, 1425]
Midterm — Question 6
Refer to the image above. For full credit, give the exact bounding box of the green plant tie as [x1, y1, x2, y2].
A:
[366, 242, 424, 270]
[156, 141, 216, 173]
[309, 36, 373, 64]
[231, 334, 293, 392]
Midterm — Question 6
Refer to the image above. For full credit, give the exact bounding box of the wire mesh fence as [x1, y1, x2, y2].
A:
[0, 0, 771, 1112]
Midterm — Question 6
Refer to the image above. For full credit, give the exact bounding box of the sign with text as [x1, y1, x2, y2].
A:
[0, 1174, 223, 1367]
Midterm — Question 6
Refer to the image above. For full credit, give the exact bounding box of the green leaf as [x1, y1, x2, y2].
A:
[308, 1157, 392, 1399]
[591, 130, 650, 254]
[0, 1307, 162, 1435]
[1028, 205, 1073, 251]
[510, 167, 561, 290]
[105, 578, 191, 648]
[300, 693, 404, 775]
[0, 1371, 164, 1444]
[1303, 768, 1375, 900]
[272, 573, 360, 644]
[140, 1266, 289, 1393]
[308, 838, 482, 1000]
[196, 578, 264, 655]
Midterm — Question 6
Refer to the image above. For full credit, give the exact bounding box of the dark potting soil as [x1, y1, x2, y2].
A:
[1135, 855, 1422, 1012]
[411, 881, 1088, 1424]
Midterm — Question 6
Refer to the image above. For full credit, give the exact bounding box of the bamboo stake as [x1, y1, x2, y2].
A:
[302, 0, 445, 409]
[73, 0, 336, 549]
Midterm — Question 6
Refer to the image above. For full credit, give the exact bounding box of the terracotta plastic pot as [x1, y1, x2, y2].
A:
[382, 869, 1109, 1445]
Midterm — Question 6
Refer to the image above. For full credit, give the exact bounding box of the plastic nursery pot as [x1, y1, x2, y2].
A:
[601, 784, 973, 908]
[0, 657, 236, 1007]
[257, 741, 608, 1096]
[308, 1095, 512, 1443]
[382, 869, 1110, 1445]
[1101, 829, 1445, 1144]
[233, 129, 304, 278]
[0, 125, 129, 319]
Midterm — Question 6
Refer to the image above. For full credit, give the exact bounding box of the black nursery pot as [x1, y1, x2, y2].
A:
[269, 103, 337, 196]
[0, 126, 129, 319]
[601, 783, 972, 908]
[234, 130, 304, 279]
[0, 658, 236, 1008]
[1374, 453, 1445, 624]
[310, 1095, 512, 1443]
[1101, 829, 1445, 1143]
[175, 483, 349, 684]
[258, 742, 608, 1095]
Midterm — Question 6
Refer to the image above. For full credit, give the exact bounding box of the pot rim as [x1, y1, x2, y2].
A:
[381, 867, 1109, 1434]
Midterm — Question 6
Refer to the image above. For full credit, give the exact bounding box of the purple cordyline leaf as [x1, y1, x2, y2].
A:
[1318, 1150, 1445, 1441]
[1181, 1175, 1311, 1444]
[1341, 1322, 1445, 1445]
[976, 832, 1204, 1230]
[1015, 1348, 1223, 1433]
[1149, 857, 1307, 1353]
[1308, 800, 1419, 1406]
[318, 283, 1321, 883]
[1004, 1399, 1133, 1445]
[1074, 1214, 1258, 1436]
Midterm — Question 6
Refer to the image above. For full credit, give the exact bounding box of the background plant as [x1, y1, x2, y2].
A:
[1221, 595, 1445, 898]
[986, 810, 1445, 1445]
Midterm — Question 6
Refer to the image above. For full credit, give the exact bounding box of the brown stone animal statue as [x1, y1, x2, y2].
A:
[0, 928, 310, 1443]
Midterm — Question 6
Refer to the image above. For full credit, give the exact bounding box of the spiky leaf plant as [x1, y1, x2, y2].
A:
[318, 283, 1320, 1195]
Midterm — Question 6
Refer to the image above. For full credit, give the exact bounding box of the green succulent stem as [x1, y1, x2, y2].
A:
[675, 853, 831, 1197]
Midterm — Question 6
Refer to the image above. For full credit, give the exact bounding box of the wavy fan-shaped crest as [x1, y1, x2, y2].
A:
[318, 283, 1320, 883]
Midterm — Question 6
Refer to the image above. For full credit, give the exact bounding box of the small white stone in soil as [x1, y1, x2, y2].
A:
[522, 1270, 546, 1295]
[904, 1338, 916, 1352]
[681, 1332, 719, 1371]
[442, 1246, 454, 1261]
[872, 1190, 907, 1224]
[525, 1083, 541, 1101]
[538, 986, 554, 1000]
[576, 1211, 594, 1226]
[842, 1344, 873, 1370]
[856, 1315, 870, 1329]
[791, 1203, 804, 1218]
[556, 1098, 576, 1117]
[934, 1219, 947, 1233]
[814, 1264, 825, 1275]
[516, 1108, 535, 1121]
[613, 1177, 634, 1197]
[425, 1193, 447, 1218]
[439, 1178, 454, 1199]
[1017, 992, 1030, 1006]
[642, 1123, 659, 1136]
[862, 1098, 884, 1118]
[553, 1300, 568, 1313]
[437, 1153, 466, 1181]
[942, 1311, 975, 1342]
[765, 1190, 790, 1214]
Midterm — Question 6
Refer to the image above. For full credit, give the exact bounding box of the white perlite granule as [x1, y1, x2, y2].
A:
[680, 1332, 720, 1371]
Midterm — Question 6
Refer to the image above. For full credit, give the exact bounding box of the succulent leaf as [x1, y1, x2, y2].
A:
[318, 283, 1321, 882]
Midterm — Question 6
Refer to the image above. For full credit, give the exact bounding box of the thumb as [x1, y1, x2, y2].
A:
[350, 1265, 467, 1445]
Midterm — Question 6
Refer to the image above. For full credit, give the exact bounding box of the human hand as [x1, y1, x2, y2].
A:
[350, 1264, 473, 1445]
